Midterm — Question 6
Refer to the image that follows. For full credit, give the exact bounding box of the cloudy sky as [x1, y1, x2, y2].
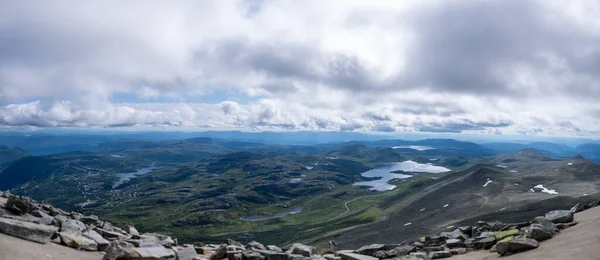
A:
[1, 0, 599, 137]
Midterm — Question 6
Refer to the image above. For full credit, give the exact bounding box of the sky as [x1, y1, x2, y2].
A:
[1, 0, 599, 137]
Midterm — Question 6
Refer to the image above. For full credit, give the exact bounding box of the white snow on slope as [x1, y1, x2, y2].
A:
[534, 184, 559, 194]
[483, 178, 493, 187]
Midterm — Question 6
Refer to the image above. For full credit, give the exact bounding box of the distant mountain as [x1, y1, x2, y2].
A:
[0, 131, 390, 155]
[482, 142, 576, 157]
[574, 144, 600, 164]
[356, 139, 495, 157]
[0, 146, 29, 165]
[0, 146, 30, 172]
[325, 144, 404, 164]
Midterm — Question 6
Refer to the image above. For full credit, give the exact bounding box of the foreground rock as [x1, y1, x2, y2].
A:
[495, 237, 539, 256]
[0, 191, 597, 260]
[545, 210, 574, 224]
[0, 217, 58, 243]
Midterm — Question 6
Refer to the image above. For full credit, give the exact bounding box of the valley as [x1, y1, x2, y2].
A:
[0, 135, 599, 250]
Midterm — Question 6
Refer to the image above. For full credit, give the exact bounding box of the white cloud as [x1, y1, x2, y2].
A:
[0, 0, 599, 136]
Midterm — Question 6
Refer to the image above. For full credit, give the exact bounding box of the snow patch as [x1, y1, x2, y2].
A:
[509, 170, 518, 173]
[483, 178, 493, 187]
[499, 208, 506, 211]
[533, 184, 559, 195]
[443, 204, 449, 208]
[305, 166, 313, 170]
[568, 163, 573, 166]
[496, 165, 508, 168]
[404, 223, 412, 226]
[419, 208, 426, 212]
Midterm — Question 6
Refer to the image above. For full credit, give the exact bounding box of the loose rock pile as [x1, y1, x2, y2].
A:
[1, 190, 599, 260]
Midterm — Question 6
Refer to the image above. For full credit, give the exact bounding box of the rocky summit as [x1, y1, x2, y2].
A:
[1, 190, 598, 260]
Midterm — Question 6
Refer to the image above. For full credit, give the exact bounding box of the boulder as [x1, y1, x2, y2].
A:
[556, 222, 578, 230]
[445, 238, 464, 248]
[531, 217, 558, 234]
[394, 245, 416, 256]
[30, 210, 54, 225]
[423, 246, 446, 253]
[126, 225, 140, 236]
[172, 247, 199, 260]
[373, 250, 394, 259]
[440, 229, 467, 240]
[354, 244, 387, 256]
[0, 217, 58, 244]
[254, 250, 290, 260]
[80, 215, 101, 226]
[490, 221, 506, 232]
[5, 195, 35, 215]
[246, 241, 266, 250]
[60, 218, 87, 233]
[496, 237, 539, 256]
[210, 244, 228, 260]
[83, 230, 111, 251]
[545, 210, 574, 224]
[227, 251, 243, 260]
[103, 245, 176, 260]
[458, 226, 473, 237]
[571, 203, 583, 213]
[527, 224, 553, 241]
[338, 251, 378, 260]
[226, 238, 244, 247]
[409, 252, 428, 260]
[96, 227, 130, 240]
[449, 248, 467, 255]
[59, 231, 99, 251]
[243, 251, 266, 260]
[287, 243, 314, 257]
[493, 229, 520, 241]
[427, 236, 447, 246]
[266, 245, 283, 252]
[474, 236, 496, 250]
[428, 250, 452, 259]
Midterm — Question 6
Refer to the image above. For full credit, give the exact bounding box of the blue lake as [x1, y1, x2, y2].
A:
[113, 167, 155, 189]
[353, 161, 450, 191]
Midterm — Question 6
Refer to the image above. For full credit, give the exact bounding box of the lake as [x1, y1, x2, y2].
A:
[112, 167, 155, 189]
[240, 207, 303, 221]
[353, 160, 450, 191]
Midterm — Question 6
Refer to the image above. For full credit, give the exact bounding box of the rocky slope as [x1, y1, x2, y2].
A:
[317, 150, 600, 248]
[1, 190, 599, 260]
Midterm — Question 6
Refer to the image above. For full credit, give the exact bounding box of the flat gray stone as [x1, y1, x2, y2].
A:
[83, 230, 110, 251]
[173, 246, 200, 260]
[59, 231, 99, 251]
[545, 210, 574, 224]
[0, 217, 58, 244]
[338, 251, 378, 260]
[428, 250, 452, 259]
[496, 237, 538, 256]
